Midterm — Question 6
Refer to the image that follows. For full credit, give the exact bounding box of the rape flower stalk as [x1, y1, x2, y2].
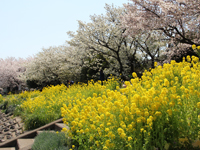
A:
[192, 44, 200, 57]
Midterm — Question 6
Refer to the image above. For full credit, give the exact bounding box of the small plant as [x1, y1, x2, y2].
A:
[192, 44, 200, 57]
[0, 100, 8, 110]
[32, 131, 68, 150]
[0, 94, 3, 103]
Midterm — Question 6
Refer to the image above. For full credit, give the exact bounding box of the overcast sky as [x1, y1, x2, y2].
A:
[0, 0, 126, 59]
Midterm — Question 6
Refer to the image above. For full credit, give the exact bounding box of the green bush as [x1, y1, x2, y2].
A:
[32, 131, 68, 150]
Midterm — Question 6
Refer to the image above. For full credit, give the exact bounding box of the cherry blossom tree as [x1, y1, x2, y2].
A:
[25, 45, 84, 88]
[67, 4, 167, 78]
[122, 0, 200, 46]
[67, 4, 130, 76]
[0, 57, 29, 93]
[134, 30, 167, 68]
[121, 0, 200, 64]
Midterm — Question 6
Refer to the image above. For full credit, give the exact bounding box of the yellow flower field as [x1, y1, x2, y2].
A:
[1, 55, 200, 149]
[60, 56, 200, 150]
[1, 77, 119, 130]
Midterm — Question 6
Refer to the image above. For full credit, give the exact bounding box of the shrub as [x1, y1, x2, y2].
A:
[32, 131, 68, 150]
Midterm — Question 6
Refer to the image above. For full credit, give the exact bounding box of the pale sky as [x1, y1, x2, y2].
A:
[0, 0, 126, 59]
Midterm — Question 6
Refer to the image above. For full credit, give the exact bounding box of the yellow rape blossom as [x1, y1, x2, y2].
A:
[128, 136, 133, 141]
[14, 55, 200, 150]
[192, 44, 196, 50]
[197, 102, 200, 109]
